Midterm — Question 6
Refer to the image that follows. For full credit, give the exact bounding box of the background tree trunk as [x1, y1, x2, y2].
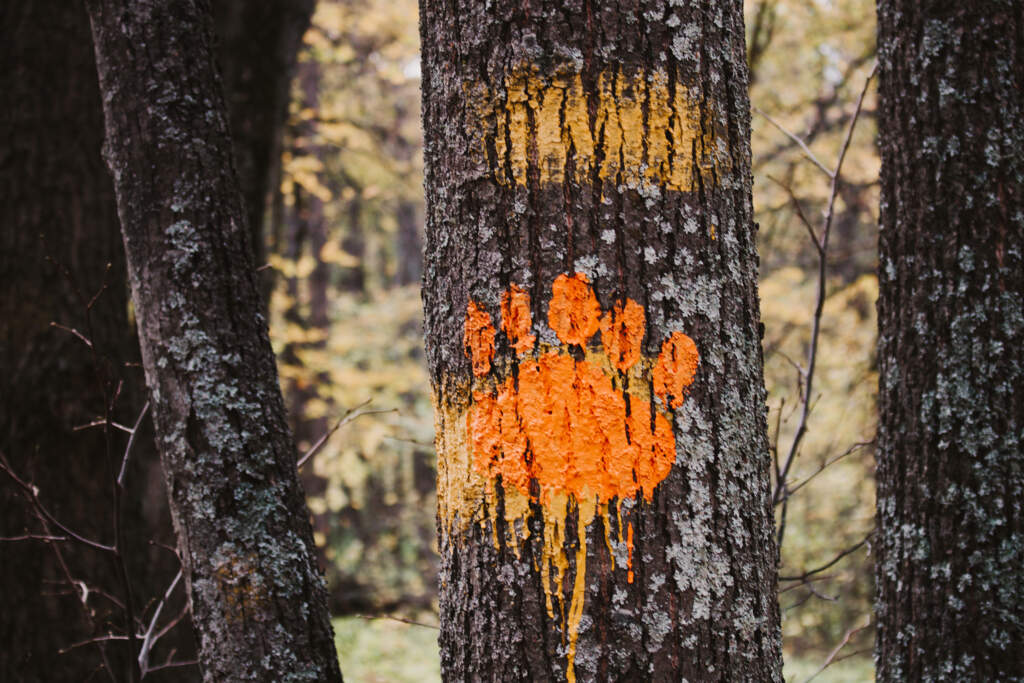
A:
[420, 1, 782, 680]
[0, 2, 187, 679]
[86, 0, 343, 680]
[875, 2, 1024, 679]
[213, 0, 317, 285]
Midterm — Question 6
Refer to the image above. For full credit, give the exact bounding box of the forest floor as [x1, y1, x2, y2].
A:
[332, 616, 874, 682]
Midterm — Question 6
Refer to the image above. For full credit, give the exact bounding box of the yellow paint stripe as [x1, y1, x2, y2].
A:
[476, 65, 721, 192]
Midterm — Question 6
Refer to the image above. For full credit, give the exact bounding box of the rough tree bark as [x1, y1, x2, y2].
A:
[86, 1, 343, 680]
[420, 1, 782, 680]
[875, 2, 1024, 680]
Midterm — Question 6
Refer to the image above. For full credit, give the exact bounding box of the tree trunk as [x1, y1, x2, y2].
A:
[395, 199, 423, 287]
[213, 0, 316, 282]
[420, 1, 782, 680]
[0, 2, 187, 679]
[86, 1, 343, 680]
[875, 2, 1024, 680]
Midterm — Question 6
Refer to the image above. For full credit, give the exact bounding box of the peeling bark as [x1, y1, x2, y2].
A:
[86, 0, 342, 680]
[875, 2, 1024, 680]
[420, 1, 781, 680]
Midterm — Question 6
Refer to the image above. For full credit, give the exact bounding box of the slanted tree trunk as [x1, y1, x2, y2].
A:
[874, 2, 1024, 680]
[86, 1, 343, 680]
[420, 1, 782, 680]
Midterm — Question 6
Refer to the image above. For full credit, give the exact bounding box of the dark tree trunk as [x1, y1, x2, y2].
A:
[875, 2, 1024, 680]
[420, 1, 782, 680]
[395, 199, 423, 287]
[0, 3, 187, 679]
[86, 1, 343, 680]
[213, 0, 316, 283]
[339, 196, 366, 294]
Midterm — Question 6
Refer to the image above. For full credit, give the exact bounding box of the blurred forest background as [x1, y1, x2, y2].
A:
[269, 0, 877, 680]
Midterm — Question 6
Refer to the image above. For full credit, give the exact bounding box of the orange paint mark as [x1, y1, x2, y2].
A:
[472, 353, 675, 506]
[501, 283, 536, 355]
[463, 300, 495, 377]
[653, 331, 700, 409]
[464, 274, 692, 506]
[453, 273, 700, 680]
[626, 522, 634, 584]
[599, 299, 645, 371]
[548, 273, 601, 346]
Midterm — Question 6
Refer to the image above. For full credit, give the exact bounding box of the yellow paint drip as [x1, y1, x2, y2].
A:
[477, 65, 721, 192]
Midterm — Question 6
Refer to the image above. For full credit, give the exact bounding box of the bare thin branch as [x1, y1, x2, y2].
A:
[753, 106, 833, 178]
[297, 399, 396, 469]
[50, 322, 94, 348]
[804, 616, 873, 682]
[118, 400, 151, 487]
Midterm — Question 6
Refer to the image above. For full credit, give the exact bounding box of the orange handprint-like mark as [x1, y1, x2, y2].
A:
[463, 272, 699, 508]
[458, 273, 698, 683]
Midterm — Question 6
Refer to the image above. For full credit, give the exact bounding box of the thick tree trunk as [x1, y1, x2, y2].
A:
[875, 2, 1024, 680]
[420, 1, 782, 680]
[86, 1, 343, 680]
[0, 3, 187, 679]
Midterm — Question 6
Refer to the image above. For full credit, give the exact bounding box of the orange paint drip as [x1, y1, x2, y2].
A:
[626, 521, 634, 583]
[599, 299, 645, 371]
[548, 273, 601, 346]
[653, 331, 700, 409]
[501, 283, 536, 355]
[463, 300, 495, 377]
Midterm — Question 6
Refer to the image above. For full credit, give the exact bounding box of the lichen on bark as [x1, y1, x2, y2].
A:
[875, 2, 1024, 680]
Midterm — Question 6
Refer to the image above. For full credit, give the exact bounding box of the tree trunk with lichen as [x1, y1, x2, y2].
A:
[86, 0, 343, 680]
[420, 1, 781, 680]
[874, 2, 1024, 680]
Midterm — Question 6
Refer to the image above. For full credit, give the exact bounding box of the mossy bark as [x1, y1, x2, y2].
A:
[420, 1, 781, 680]
[875, 2, 1024, 679]
[86, 0, 343, 680]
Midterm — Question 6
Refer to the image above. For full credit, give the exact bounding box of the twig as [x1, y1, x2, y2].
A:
[297, 399, 395, 469]
[779, 533, 871, 582]
[0, 451, 114, 553]
[50, 322, 94, 348]
[143, 658, 199, 674]
[118, 401, 151, 487]
[138, 569, 182, 675]
[59, 634, 130, 655]
[785, 440, 874, 498]
[772, 64, 877, 547]
[0, 533, 69, 542]
[753, 106, 833, 178]
[74, 419, 134, 433]
[355, 614, 440, 630]
[804, 616, 872, 682]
